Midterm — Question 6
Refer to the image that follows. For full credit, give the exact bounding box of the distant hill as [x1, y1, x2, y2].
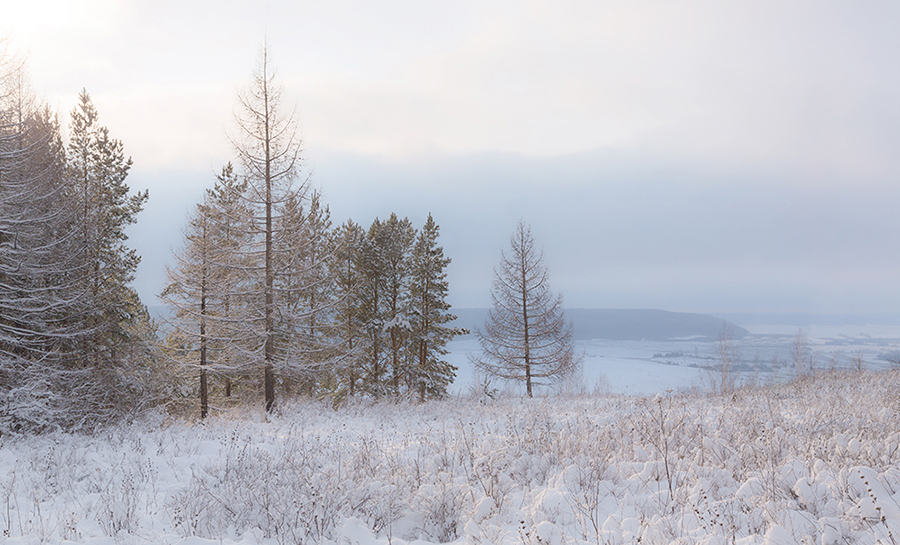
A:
[150, 305, 747, 342]
[452, 308, 748, 341]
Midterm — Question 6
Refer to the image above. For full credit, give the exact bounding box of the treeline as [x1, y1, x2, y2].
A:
[0, 55, 162, 432]
[0, 44, 464, 430]
[163, 180, 461, 412]
[161, 49, 463, 415]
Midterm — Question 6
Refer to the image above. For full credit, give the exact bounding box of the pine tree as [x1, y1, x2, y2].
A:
[379, 214, 416, 396]
[358, 218, 389, 395]
[407, 214, 463, 400]
[67, 89, 148, 369]
[355, 215, 416, 397]
[331, 220, 366, 399]
[475, 221, 578, 397]
[276, 189, 337, 396]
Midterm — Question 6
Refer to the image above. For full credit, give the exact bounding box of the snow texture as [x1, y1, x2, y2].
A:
[0, 366, 899, 544]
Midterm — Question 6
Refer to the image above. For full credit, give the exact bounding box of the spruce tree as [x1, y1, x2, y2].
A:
[0, 91, 74, 362]
[0, 68, 90, 431]
[1, 69, 153, 429]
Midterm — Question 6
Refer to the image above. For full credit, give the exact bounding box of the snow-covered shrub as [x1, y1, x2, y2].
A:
[0, 371, 899, 543]
[167, 427, 359, 544]
[415, 472, 468, 542]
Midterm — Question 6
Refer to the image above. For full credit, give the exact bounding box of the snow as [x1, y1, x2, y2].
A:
[3, 325, 900, 544]
[448, 323, 900, 396]
[382, 316, 413, 333]
[446, 338, 707, 397]
[0, 369, 898, 544]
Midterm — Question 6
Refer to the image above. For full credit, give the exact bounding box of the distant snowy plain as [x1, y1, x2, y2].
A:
[2, 324, 900, 545]
[450, 323, 900, 396]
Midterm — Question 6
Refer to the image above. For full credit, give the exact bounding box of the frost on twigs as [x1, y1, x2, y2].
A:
[0, 370, 898, 543]
[474, 221, 580, 398]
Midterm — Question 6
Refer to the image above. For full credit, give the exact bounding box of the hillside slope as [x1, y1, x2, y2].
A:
[453, 308, 748, 340]
[1, 370, 897, 544]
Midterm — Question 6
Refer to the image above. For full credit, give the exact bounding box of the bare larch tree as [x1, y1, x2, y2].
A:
[475, 220, 577, 397]
[231, 44, 305, 412]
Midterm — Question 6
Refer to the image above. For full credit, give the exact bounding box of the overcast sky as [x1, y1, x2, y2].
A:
[4, 0, 900, 314]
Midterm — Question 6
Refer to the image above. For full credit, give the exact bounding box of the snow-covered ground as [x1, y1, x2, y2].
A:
[1, 370, 899, 544]
[445, 338, 708, 396]
[3, 325, 900, 545]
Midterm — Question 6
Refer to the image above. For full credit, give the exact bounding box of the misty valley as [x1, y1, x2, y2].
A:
[447, 309, 900, 396]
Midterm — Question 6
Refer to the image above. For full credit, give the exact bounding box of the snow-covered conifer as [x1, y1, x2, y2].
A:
[378, 214, 416, 396]
[67, 89, 148, 369]
[407, 214, 463, 400]
[276, 189, 340, 396]
[331, 219, 366, 399]
[1, 63, 153, 430]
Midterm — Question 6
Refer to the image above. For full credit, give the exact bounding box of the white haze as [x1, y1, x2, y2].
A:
[4, 1, 900, 314]
[130, 151, 900, 313]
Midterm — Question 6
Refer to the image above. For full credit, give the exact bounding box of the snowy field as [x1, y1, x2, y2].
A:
[2, 324, 900, 545]
[2, 370, 900, 544]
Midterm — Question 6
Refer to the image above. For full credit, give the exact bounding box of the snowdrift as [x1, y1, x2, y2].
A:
[1, 370, 899, 544]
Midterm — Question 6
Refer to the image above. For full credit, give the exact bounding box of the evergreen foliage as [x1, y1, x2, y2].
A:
[164, 201, 463, 407]
[67, 89, 149, 368]
[160, 46, 464, 411]
[0, 57, 155, 432]
[0, 41, 465, 429]
[408, 214, 465, 400]
[331, 220, 366, 399]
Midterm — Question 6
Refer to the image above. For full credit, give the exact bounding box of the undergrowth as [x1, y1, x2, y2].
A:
[0, 369, 898, 544]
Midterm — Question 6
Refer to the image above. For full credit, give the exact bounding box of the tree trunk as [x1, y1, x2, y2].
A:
[263, 64, 276, 414]
[522, 244, 532, 398]
[200, 276, 208, 419]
